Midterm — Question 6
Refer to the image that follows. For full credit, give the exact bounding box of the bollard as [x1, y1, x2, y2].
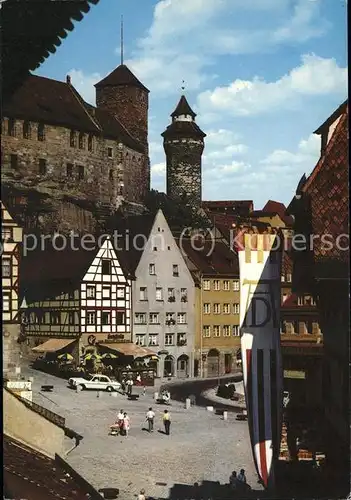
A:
[223, 411, 228, 421]
[206, 406, 214, 412]
[154, 392, 159, 401]
[97, 391, 100, 398]
[185, 398, 191, 409]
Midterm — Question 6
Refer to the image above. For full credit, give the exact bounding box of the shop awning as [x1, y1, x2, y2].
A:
[32, 338, 77, 353]
[98, 343, 158, 359]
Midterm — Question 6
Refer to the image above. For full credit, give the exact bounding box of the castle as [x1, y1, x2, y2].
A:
[2, 62, 205, 233]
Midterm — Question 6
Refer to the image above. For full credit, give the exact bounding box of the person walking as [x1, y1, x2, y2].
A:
[126, 378, 133, 396]
[122, 412, 130, 437]
[137, 489, 146, 500]
[229, 471, 237, 491]
[163, 409, 171, 435]
[146, 407, 155, 433]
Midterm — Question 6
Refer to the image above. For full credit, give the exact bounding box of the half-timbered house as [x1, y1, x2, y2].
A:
[21, 236, 132, 359]
[2, 201, 23, 374]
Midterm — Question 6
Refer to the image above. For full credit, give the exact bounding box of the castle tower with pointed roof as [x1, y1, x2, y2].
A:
[95, 64, 150, 200]
[162, 95, 206, 209]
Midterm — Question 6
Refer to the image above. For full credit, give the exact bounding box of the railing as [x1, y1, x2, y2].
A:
[5, 387, 66, 428]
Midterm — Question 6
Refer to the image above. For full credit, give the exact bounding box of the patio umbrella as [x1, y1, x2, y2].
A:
[101, 353, 118, 359]
[57, 353, 74, 361]
[84, 353, 102, 361]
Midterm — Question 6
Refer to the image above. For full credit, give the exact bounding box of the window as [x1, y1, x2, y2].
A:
[223, 303, 230, 314]
[102, 286, 111, 299]
[149, 263, 155, 275]
[78, 165, 84, 180]
[68, 290, 75, 299]
[2, 228, 12, 241]
[3, 293, 10, 311]
[149, 334, 159, 346]
[2, 257, 11, 277]
[136, 334, 146, 346]
[109, 169, 113, 181]
[68, 312, 75, 325]
[180, 288, 187, 301]
[297, 296, 304, 306]
[70, 130, 76, 147]
[213, 303, 221, 314]
[223, 325, 231, 337]
[117, 287, 125, 298]
[233, 280, 239, 291]
[149, 313, 159, 324]
[108, 147, 113, 158]
[38, 311, 45, 324]
[177, 313, 186, 324]
[156, 287, 163, 301]
[223, 280, 230, 291]
[87, 311, 96, 325]
[233, 303, 240, 314]
[203, 326, 211, 337]
[304, 295, 315, 306]
[173, 264, 179, 276]
[166, 312, 175, 324]
[8, 118, 15, 136]
[66, 163, 73, 177]
[177, 333, 187, 346]
[10, 154, 18, 170]
[102, 259, 111, 275]
[102, 312, 111, 325]
[50, 311, 60, 324]
[203, 303, 211, 314]
[23, 121, 31, 139]
[116, 312, 125, 324]
[232, 325, 240, 336]
[37, 123, 45, 141]
[78, 133, 85, 149]
[39, 158, 47, 175]
[281, 275, 285, 282]
[287, 273, 292, 282]
[165, 334, 174, 346]
[135, 313, 146, 324]
[214, 325, 221, 337]
[213, 280, 220, 291]
[86, 286, 96, 298]
[168, 288, 175, 301]
[140, 287, 147, 300]
[88, 134, 93, 151]
[203, 280, 210, 290]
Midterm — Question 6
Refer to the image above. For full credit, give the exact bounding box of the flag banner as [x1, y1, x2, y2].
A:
[238, 230, 283, 489]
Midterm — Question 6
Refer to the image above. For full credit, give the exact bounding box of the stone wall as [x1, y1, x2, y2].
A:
[165, 138, 204, 208]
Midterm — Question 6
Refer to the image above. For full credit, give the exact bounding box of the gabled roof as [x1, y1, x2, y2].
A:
[3, 74, 144, 151]
[178, 238, 239, 276]
[261, 200, 294, 227]
[171, 95, 196, 118]
[161, 120, 206, 139]
[4, 435, 101, 500]
[95, 64, 149, 92]
[314, 99, 348, 134]
[105, 213, 156, 274]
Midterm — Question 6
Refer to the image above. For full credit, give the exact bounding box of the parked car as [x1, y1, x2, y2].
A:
[68, 375, 121, 392]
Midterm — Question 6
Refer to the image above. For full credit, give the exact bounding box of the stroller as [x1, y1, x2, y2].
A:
[109, 419, 123, 436]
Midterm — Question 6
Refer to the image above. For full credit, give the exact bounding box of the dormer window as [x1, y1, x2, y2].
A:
[78, 133, 85, 149]
[8, 118, 15, 136]
[37, 123, 45, 141]
[23, 121, 31, 139]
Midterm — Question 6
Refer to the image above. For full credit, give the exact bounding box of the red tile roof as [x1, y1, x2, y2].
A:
[261, 200, 294, 227]
[95, 64, 149, 92]
[4, 435, 101, 500]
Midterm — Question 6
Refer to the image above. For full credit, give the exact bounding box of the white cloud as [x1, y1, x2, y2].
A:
[151, 162, 166, 175]
[126, 0, 328, 96]
[68, 69, 102, 105]
[196, 54, 347, 118]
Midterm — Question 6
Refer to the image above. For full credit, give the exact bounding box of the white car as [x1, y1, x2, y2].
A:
[68, 375, 121, 392]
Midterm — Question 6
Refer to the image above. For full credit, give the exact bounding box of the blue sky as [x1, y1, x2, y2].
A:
[37, 0, 347, 209]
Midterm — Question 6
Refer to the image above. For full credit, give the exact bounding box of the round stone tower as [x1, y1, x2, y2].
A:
[162, 95, 206, 209]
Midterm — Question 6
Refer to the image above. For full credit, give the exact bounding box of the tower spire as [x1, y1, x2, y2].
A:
[120, 14, 124, 65]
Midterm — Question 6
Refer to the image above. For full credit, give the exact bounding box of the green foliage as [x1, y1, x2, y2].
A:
[144, 189, 209, 231]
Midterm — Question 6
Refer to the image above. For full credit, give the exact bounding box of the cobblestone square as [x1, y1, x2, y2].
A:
[22, 366, 262, 499]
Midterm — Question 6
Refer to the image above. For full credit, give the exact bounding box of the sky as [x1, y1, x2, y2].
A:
[36, 0, 347, 209]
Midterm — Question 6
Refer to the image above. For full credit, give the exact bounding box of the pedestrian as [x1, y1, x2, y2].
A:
[121, 378, 126, 394]
[229, 471, 237, 490]
[122, 412, 130, 437]
[163, 409, 171, 435]
[137, 489, 146, 500]
[237, 468, 246, 484]
[136, 373, 142, 385]
[146, 407, 155, 433]
[126, 378, 133, 396]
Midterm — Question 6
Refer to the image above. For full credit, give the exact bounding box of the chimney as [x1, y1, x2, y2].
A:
[66, 75, 71, 84]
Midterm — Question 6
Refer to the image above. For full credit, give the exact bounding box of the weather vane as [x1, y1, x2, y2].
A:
[120, 14, 124, 65]
[181, 80, 186, 92]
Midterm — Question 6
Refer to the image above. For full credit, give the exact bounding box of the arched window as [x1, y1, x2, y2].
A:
[8, 118, 15, 136]
[70, 130, 76, 147]
[78, 132, 85, 149]
[23, 121, 31, 139]
[88, 134, 93, 151]
[37, 123, 45, 141]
